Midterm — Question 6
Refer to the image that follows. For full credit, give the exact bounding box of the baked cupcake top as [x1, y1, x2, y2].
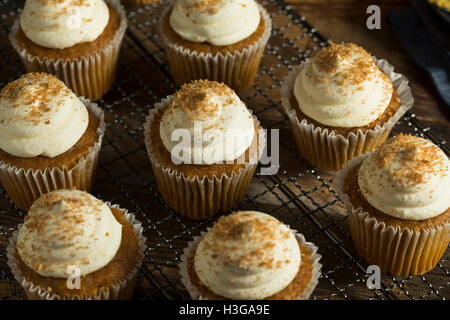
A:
[16, 189, 122, 278]
[358, 134, 450, 220]
[169, 0, 260, 46]
[0, 73, 89, 158]
[194, 211, 301, 299]
[159, 80, 255, 165]
[293, 42, 393, 128]
[20, 0, 110, 49]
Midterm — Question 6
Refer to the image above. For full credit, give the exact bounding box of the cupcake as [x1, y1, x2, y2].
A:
[143, 80, 265, 220]
[6, 189, 146, 300]
[335, 134, 450, 276]
[0, 73, 105, 210]
[281, 42, 414, 171]
[180, 211, 322, 299]
[9, 0, 127, 101]
[159, 0, 272, 92]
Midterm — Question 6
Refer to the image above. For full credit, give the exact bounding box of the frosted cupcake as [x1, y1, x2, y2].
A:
[10, 0, 127, 101]
[0, 73, 105, 210]
[159, 0, 272, 91]
[180, 211, 322, 299]
[281, 42, 413, 171]
[336, 134, 450, 276]
[144, 80, 265, 220]
[7, 189, 146, 300]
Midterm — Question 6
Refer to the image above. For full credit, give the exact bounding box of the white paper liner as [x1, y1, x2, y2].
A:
[0, 97, 106, 210]
[334, 155, 450, 276]
[280, 57, 414, 171]
[143, 96, 266, 220]
[159, 4, 272, 92]
[6, 203, 147, 300]
[179, 228, 322, 300]
[9, 0, 127, 101]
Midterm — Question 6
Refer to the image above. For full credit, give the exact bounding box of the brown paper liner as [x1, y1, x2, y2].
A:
[9, 0, 127, 101]
[6, 203, 146, 300]
[143, 96, 265, 220]
[179, 229, 322, 300]
[0, 98, 106, 210]
[335, 156, 450, 277]
[281, 58, 414, 171]
[159, 4, 272, 92]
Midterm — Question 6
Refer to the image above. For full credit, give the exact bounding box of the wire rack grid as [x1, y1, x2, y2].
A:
[0, 0, 448, 300]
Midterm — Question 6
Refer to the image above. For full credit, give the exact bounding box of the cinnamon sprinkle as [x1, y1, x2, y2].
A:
[19, 190, 106, 272]
[35, 0, 91, 7]
[0, 73, 71, 126]
[313, 42, 379, 88]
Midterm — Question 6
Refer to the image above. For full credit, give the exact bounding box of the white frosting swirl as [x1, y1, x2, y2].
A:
[159, 80, 255, 165]
[17, 189, 122, 278]
[358, 135, 450, 220]
[20, 0, 109, 49]
[194, 211, 301, 299]
[0, 73, 89, 158]
[293, 42, 393, 127]
[169, 0, 260, 46]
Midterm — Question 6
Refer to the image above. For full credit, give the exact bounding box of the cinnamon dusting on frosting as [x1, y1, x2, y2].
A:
[0, 73, 71, 126]
[33, 0, 92, 8]
[169, 80, 234, 121]
[17, 189, 123, 278]
[374, 134, 448, 187]
[20, 190, 103, 272]
[313, 42, 380, 88]
[202, 211, 292, 270]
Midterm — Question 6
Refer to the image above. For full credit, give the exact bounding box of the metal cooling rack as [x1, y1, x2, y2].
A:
[0, 0, 449, 300]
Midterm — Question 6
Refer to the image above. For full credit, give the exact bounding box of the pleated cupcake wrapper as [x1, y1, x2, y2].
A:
[280, 58, 414, 171]
[9, 0, 127, 102]
[179, 228, 322, 300]
[335, 156, 450, 277]
[159, 4, 272, 92]
[0, 98, 106, 210]
[143, 96, 265, 220]
[6, 203, 147, 300]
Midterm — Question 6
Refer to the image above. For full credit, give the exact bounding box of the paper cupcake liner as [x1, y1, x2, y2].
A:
[159, 4, 272, 92]
[0, 98, 106, 210]
[335, 156, 450, 277]
[9, 0, 127, 101]
[280, 58, 414, 171]
[179, 228, 322, 300]
[6, 203, 147, 300]
[143, 96, 265, 220]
